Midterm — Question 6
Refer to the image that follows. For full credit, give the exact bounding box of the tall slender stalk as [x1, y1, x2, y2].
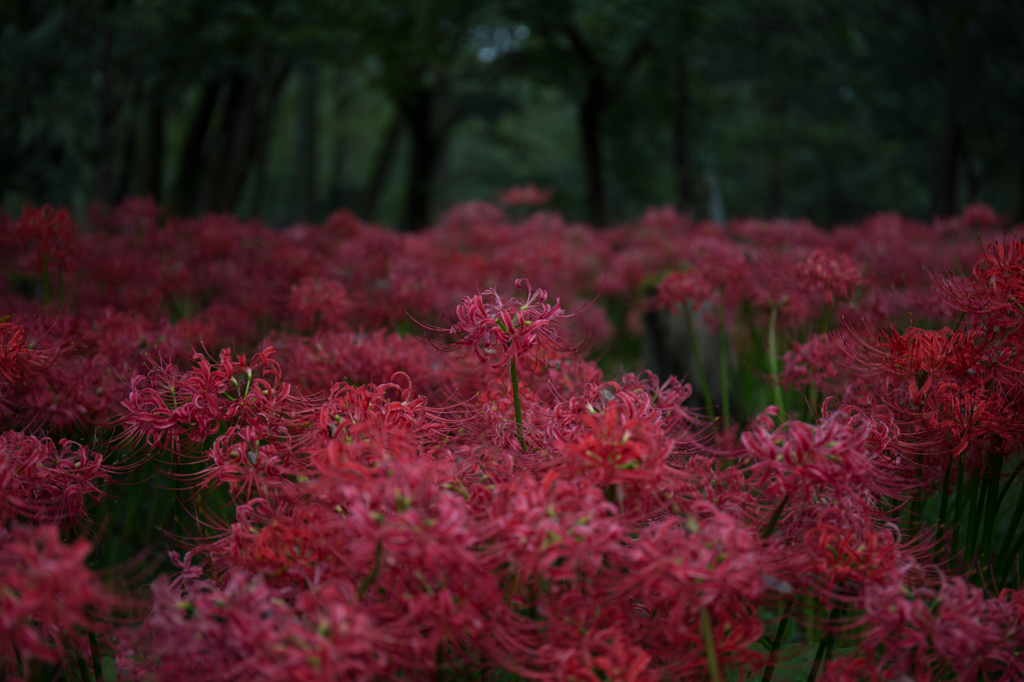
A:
[997, 481, 1024, 581]
[951, 457, 965, 566]
[761, 600, 794, 682]
[509, 358, 527, 452]
[682, 303, 715, 418]
[768, 304, 785, 414]
[965, 467, 984, 568]
[699, 606, 723, 682]
[938, 451, 953, 538]
[806, 605, 843, 682]
[981, 452, 1004, 563]
[719, 324, 731, 428]
[762, 493, 790, 539]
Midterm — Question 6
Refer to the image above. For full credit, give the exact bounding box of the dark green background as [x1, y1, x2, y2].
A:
[2, 0, 1022, 230]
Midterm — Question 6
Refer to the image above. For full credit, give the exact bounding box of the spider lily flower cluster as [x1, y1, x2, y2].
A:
[1, 198, 1023, 682]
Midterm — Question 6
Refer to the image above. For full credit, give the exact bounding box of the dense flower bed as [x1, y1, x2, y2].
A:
[1, 197, 1022, 681]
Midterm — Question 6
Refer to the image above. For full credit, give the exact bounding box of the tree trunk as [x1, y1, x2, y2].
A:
[766, 149, 782, 217]
[295, 64, 317, 221]
[246, 61, 290, 219]
[931, 0, 968, 217]
[580, 76, 609, 227]
[931, 90, 963, 217]
[173, 80, 222, 214]
[1018, 117, 1024, 223]
[199, 74, 260, 212]
[400, 89, 440, 231]
[114, 111, 137, 203]
[145, 102, 164, 202]
[672, 57, 694, 214]
[362, 116, 402, 222]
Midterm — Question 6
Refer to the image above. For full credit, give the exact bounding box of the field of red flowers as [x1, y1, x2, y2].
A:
[2, 197, 1023, 681]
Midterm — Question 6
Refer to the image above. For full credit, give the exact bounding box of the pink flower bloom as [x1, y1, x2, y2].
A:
[498, 183, 553, 207]
[429, 279, 573, 371]
[0, 431, 109, 528]
[0, 525, 113, 668]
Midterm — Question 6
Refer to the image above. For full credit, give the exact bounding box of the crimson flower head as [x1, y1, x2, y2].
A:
[430, 279, 572, 370]
[497, 182, 552, 207]
[793, 248, 866, 305]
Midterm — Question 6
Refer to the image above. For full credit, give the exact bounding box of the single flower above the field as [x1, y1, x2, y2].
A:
[429, 279, 574, 372]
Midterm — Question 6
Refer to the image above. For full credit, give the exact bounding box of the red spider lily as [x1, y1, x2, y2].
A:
[533, 626, 659, 682]
[655, 269, 716, 310]
[303, 379, 436, 471]
[780, 331, 852, 393]
[121, 572, 390, 682]
[619, 504, 767, 669]
[785, 505, 904, 597]
[859, 576, 1024, 681]
[742, 410, 896, 504]
[817, 655, 890, 682]
[479, 471, 628, 589]
[118, 347, 295, 457]
[551, 400, 674, 501]
[199, 422, 301, 501]
[0, 320, 59, 384]
[10, 203, 81, 278]
[936, 237, 1024, 329]
[498, 183, 553, 207]
[270, 328, 469, 402]
[285, 277, 353, 333]
[793, 248, 867, 305]
[427, 279, 573, 372]
[0, 525, 113, 669]
[0, 431, 109, 528]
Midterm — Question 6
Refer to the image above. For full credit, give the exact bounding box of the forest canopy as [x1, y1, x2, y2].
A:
[2, 0, 1022, 229]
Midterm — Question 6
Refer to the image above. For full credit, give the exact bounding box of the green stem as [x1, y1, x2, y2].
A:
[699, 605, 723, 682]
[997, 477, 1024, 581]
[768, 304, 785, 415]
[951, 457, 965, 567]
[509, 358, 528, 453]
[938, 451, 953, 538]
[981, 452, 1004, 564]
[965, 466, 985, 568]
[88, 631, 105, 682]
[995, 459, 1024, 511]
[762, 493, 790, 539]
[1000, 521, 1024, 590]
[806, 605, 843, 682]
[719, 323, 731, 429]
[682, 303, 715, 418]
[761, 600, 794, 682]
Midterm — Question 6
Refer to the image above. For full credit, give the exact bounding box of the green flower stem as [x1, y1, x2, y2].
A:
[938, 452, 953, 538]
[761, 600, 794, 682]
[1000, 521, 1024, 589]
[950, 457, 965, 567]
[981, 452, 1004, 563]
[719, 324, 731, 429]
[762, 492, 790, 539]
[87, 631, 104, 682]
[682, 303, 715, 419]
[509, 358, 528, 452]
[994, 459, 1024, 511]
[997, 479, 1024, 580]
[768, 304, 786, 415]
[806, 605, 843, 682]
[965, 467, 985, 567]
[699, 605, 723, 682]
